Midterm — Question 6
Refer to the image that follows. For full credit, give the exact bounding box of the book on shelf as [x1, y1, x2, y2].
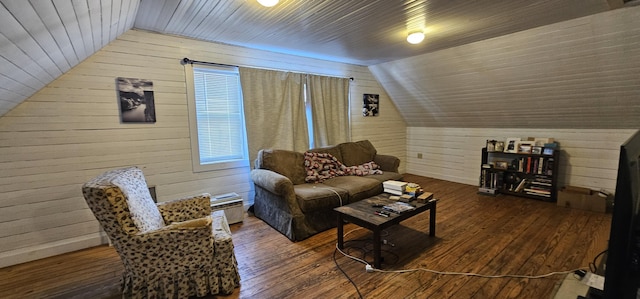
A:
[515, 179, 527, 192]
[524, 188, 551, 195]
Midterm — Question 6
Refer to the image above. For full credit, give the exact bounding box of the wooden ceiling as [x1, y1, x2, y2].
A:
[134, 0, 616, 65]
[0, 0, 626, 118]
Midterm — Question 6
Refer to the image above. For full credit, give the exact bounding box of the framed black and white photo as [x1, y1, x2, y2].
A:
[362, 94, 379, 116]
[117, 77, 156, 123]
[504, 138, 521, 153]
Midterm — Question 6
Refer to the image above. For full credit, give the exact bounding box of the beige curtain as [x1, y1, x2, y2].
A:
[239, 67, 308, 164]
[307, 75, 350, 147]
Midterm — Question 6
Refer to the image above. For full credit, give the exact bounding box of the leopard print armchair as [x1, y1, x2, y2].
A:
[82, 166, 240, 298]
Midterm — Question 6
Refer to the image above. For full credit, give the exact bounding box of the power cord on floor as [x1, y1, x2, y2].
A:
[335, 227, 589, 280]
[589, 249, 607, 273]
[365, 264, 587, 279]
[333, 247, 364, 299]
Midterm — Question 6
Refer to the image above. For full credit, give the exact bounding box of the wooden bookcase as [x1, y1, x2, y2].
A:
[480, 147, 559, 202]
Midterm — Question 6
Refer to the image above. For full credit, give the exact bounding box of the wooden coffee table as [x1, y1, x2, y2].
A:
[334, 193, 437, 269]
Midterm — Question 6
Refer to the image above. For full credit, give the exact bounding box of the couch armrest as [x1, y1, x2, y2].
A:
[251, 169, 294, 196]
[251, 169, 303, 216]
[157, 193, 212, 223]
[374, 154, 400, 172]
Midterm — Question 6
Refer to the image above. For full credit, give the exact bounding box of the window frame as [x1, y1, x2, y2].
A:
[185, 63, 250, 172]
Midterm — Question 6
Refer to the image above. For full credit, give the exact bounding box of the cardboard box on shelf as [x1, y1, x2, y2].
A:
[557, 187, 607, 213]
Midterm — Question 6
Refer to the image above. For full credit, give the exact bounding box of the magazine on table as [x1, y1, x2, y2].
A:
[382, 201, 415, 214]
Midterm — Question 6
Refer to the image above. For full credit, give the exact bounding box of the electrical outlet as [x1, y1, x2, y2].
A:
[417, 153, 423, 159]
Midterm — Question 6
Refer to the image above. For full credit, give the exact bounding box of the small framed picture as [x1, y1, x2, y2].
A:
[543, 148, 554, 155]
[495, 141, 505, 152]
[486, 140, 497, 152]
[495, 161, 509, 170]
[517, 141, 534, 154]
[362, 94, 379, 116]
[504, 138, 521, 153]
[532, 146, 543, 155]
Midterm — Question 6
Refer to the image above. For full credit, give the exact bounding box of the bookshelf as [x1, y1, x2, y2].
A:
[479, 147, 559, 202]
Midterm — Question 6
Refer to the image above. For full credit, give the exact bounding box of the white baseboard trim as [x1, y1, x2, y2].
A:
[0, 233, 108, 268]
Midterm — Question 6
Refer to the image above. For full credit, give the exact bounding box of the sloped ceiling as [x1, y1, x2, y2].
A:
[0, 0, 627, 121]
[370, 5, 640, 129]
[0, 0, 139, 117]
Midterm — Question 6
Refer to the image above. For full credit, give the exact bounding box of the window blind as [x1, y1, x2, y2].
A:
[193, 67, 245, 164]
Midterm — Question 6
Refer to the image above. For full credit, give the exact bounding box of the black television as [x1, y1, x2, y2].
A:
[604, 129, 640, 298]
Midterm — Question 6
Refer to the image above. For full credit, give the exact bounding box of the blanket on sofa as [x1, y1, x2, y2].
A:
[304, 151, 382, 183]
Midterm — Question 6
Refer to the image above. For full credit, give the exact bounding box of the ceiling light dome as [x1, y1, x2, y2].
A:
[407, 31, 425, 44]
[257, 0, 279, 7]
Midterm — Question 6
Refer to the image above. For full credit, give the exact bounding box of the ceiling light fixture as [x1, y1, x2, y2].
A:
[257, 0, 279, 7]
[407, 31, 425, 44]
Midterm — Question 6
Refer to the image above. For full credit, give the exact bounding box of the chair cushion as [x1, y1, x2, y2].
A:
[112, 167, 165, 233]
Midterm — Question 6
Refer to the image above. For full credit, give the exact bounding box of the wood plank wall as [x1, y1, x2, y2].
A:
[406, 127, 636, 193]
[0, 29, 406, 268]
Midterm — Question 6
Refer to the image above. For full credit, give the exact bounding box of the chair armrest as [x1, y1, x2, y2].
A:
[163, 216, 212, 229]
[251, 169, 294, 196]
[374, 154, 400, 172]
[157, 193, 211, 223]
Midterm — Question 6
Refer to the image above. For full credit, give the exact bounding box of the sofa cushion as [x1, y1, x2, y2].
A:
[294, 184, 349, 212]
[322, 176, 383, 203]
[339, 141, 376, 166]
[256, 149, 306, 185]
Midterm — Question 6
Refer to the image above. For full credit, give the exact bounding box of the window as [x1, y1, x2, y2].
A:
[186, 64, 249, 172]
[303, 82, 315, 149]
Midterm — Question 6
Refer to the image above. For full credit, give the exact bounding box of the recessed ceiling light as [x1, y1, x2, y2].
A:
[407, 31, 425, 44]
[257, 0, 279, 7]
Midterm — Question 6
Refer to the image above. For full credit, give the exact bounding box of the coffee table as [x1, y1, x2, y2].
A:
[334, 193, 437, 269]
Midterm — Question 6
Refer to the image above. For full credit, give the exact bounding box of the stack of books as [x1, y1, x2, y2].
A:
[383, 180, 407, 195]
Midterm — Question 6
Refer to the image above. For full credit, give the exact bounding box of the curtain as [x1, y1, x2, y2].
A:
[307, 75, 350, 147]
[239, 67, 308, 164]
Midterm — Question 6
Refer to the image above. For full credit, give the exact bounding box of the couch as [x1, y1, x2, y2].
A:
[82, 166, 240, 298]
[251, 140, 402, 241]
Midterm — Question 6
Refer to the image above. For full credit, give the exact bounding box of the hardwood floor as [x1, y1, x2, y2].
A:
[0, 174, 611, 299]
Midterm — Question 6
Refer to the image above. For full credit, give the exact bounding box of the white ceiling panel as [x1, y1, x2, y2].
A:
[134, 0, 614, 66]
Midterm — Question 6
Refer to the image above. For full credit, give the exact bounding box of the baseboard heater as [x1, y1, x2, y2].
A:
[211, 192, 244, 224]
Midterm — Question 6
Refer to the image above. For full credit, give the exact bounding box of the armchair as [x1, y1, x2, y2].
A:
[82, 166, 240, 298]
